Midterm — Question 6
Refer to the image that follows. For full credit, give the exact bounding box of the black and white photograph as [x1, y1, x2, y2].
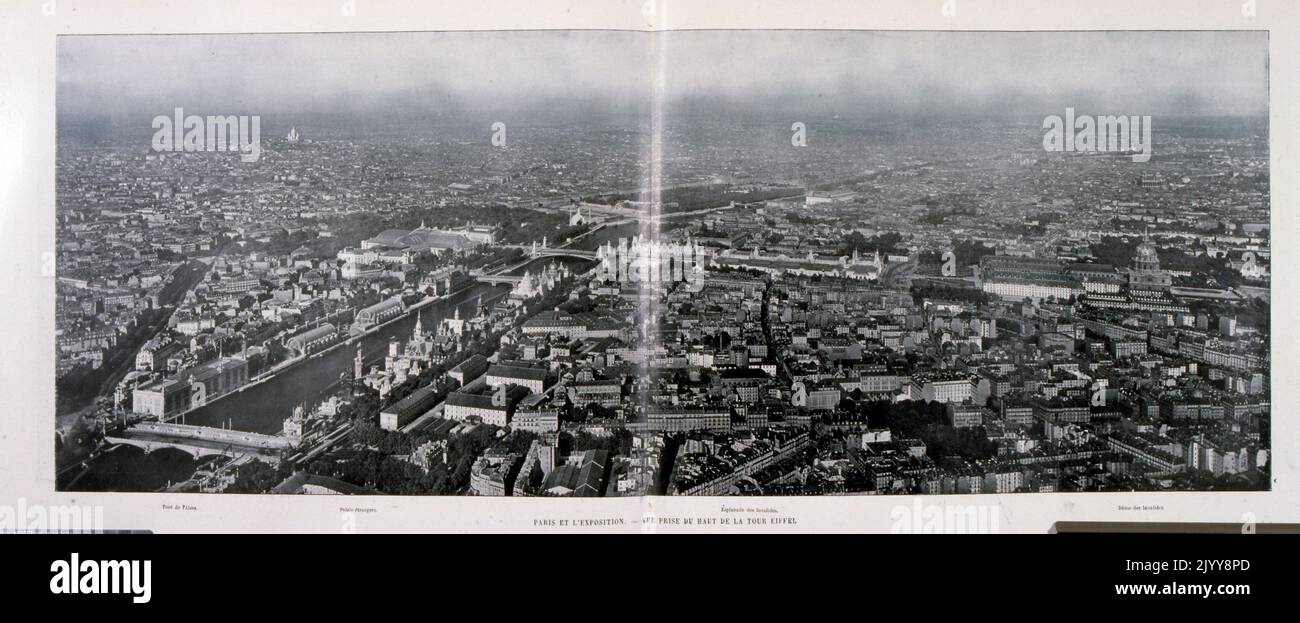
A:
[49, 27, 1271, 502]
[8, 1, 1300, 612]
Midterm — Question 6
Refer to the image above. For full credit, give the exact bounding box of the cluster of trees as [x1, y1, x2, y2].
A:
[839, 231, 904, 257]
[910, 282, 991, 305]
[304, 449, 431, 494]
[303, 422, 516, 494]
[911, 241, 992, 270]
[153, 247, 185, 262]
[247, 228, 322, 257]
[1161, 251, 1243, 288]
[350, 420, 426, 455]
[226, 459, 293, 494]
[520, 272, 581, 320]
[560, 429, 635, 458]
[425, 424, 507, 493]
[669, 367, 713, 386]
[857, 399, 997, 462]
[1167, 469, 1266, 492]
[950, 239, 995, 267]
[557, 295, 598, 315]
[155, 260, 209, 304]
[1089, 237, 1139, 268]
[343, 386, 383, 424]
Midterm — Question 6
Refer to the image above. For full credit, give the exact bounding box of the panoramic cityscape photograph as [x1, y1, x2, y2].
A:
[53, 29, 1270, 498]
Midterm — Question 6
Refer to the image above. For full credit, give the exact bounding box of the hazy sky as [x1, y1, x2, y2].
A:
[57, 30, 1268, 121]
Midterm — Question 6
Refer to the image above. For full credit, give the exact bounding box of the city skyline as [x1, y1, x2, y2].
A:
[54, 30, 1270, 498]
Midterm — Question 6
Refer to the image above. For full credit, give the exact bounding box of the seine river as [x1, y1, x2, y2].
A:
[63, 250, 613, 492]
[176, 225, 633, 435]
[167, 251, 605, 435]
[183, 282, 511, 434]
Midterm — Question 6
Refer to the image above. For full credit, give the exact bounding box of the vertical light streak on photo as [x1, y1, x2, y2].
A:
[636, 29, 668, 425]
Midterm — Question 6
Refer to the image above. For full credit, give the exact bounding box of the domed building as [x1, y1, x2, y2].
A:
[1128, 232, 1172, 291]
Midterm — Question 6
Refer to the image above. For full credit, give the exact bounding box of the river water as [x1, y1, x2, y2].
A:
[179, 223, 641, 434]
[62, 218, 645, 493]
[183, 282, 510, 434]
[63, 254, 608, 491]
[61, 445, 213, 492]
[185, 251, 598, 434]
